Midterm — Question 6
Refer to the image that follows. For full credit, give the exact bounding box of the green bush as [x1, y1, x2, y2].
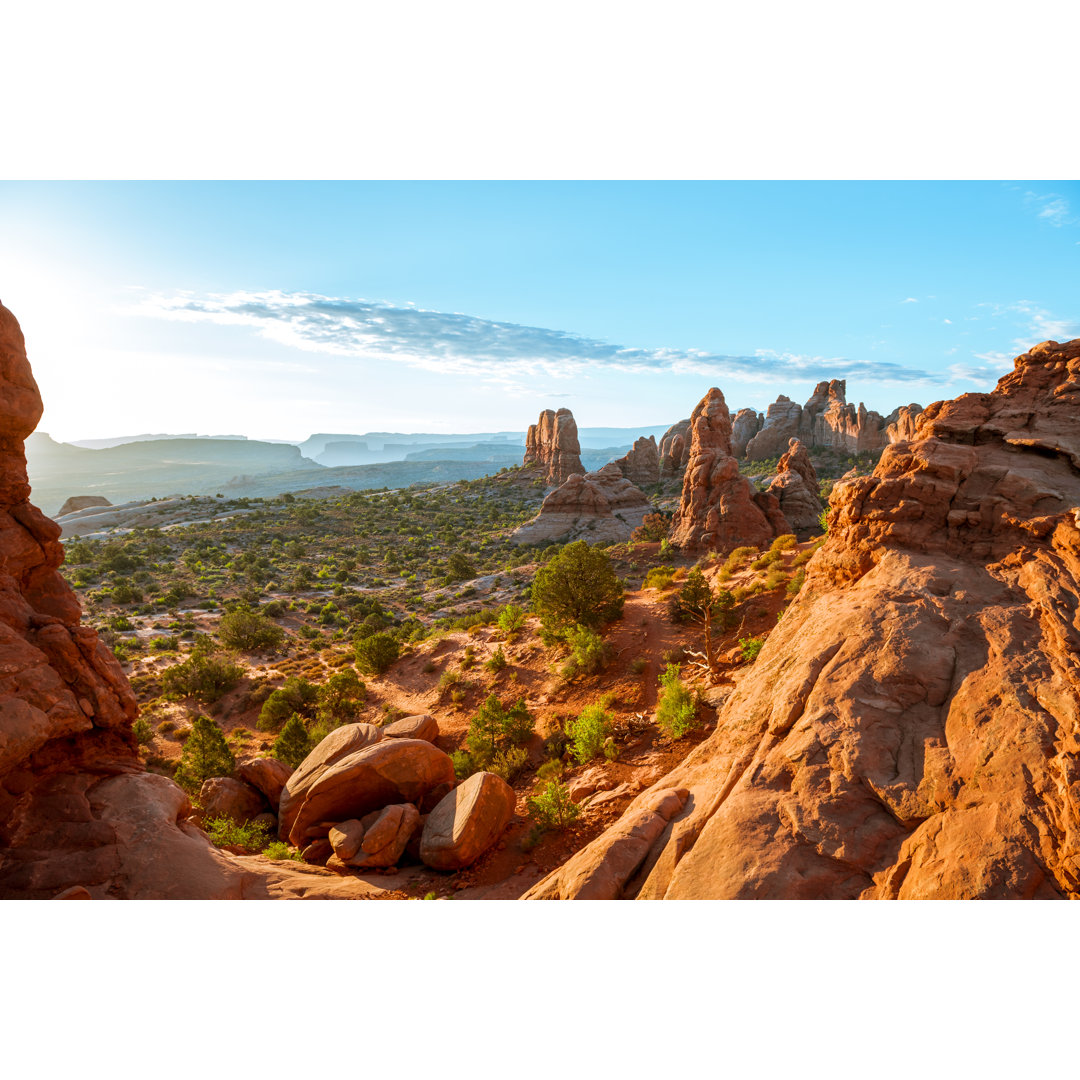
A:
[526, 779, 580, 830]
[131, 716, 154, 746]
[263, 841, 303, 861]
[739, 635, 766, 661]
[489, 745, 529, 782]
[484, 646, 508, 673]
[205, 816, 272, 852]
[643, 566, 676, 590]
[173, 715, 235, 794]
[354, 631, 401, 675]
[272, 714, 312, 769]
[496, 603, 526, 636]
[315, 668, 366, 723]
[786, 568, 807, 596]
[465, 694, 535, 768]
[769, 534, 798, 552]
[258, 676, 318, 731]
[218, 602, 285, 651]
[567, 702, 614, 764]
[818, 508, 830, 534]
[560, 624, 608, 680]
[531, 541, 624, 633]
[655, 663, 698, 738]
[450, 749, 477, 780]
[161, 650, 244, 703]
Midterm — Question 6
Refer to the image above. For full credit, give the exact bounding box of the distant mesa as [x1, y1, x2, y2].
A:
[523, 407, 584, 486]
[511, 463, 651, 545]
[56, 494, 111, 517]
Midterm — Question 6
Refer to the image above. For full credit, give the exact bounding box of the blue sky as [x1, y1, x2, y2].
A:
[1, 180, 1077, 442]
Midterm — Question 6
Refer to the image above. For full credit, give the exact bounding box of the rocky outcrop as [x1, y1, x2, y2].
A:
[658, 419, 691, 479]
[284, 738, 455, 848]
[886, 403, 923, 443]
[56, 495, 110, 518]
[198, 777, 268, 824]
[766, 438, 822, 530]
[511, 463, 651, 545]
[236, 756, 292, 807]
[731, 408, 763, 459]
[742, 379, 920, 461]
[419, 771, 515, 870]
[328, 803, 421, 869]
[611, 436, 660, 486]
[523, 408, 584, 486]
[531, 338, 1080, 899]
[669, 388, 789, 554]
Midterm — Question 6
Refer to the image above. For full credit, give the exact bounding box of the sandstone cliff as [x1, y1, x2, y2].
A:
[658, 419, 691, 479]
[527, 338, 1080, 899]
[523, 408, 584, 485]
[669, 388, 789, 554]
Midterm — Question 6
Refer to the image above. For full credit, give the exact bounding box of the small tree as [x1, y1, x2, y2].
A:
[354, 631, 400, 675]
[527, 779, 580, 830]
[218, 602, 284, 652]
[670, 568, 735, 676]
[258, 676, 318, 731]
[567, 702, 615, 763]
[173, 715, 235, 794]
[316, 668, 366, 724]
[531, 541, 624, 634]
[272, 714, 312, 769]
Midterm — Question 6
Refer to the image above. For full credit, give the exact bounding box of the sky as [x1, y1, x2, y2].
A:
[0, 180, 1077, 443]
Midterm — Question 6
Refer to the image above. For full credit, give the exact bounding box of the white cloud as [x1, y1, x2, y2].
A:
[130, 289, 948, 387]
[901, 297, 918, 303]
[1024, 191, 1077, 227]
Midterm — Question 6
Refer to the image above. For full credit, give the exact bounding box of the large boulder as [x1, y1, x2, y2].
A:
[278, 722, 384, 840]
[198, 777, 268, 824]
[419, 771, 515, 870]
[236, 756, 293, 806]
[382, 713, 439, 743]
[328, 803, 421, 868]
[286, 738, 455, 847]
[669, 387, 789, 554]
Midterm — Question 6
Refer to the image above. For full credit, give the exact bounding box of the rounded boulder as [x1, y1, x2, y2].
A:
[419, 771, 515, 871]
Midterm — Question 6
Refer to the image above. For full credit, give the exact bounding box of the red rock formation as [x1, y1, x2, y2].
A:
[743, 395, 802, 460]
[669, 388, 789, 554]
[529, 338, 1080, 899]
[767, 438, 822, 530]
[523, 408, 584, 485]
[511, 463, 651, 545]
[611, 435, 660, 486]
[731, 408, 763, 459]
[886, 403, 923, 443]
[659, 419, 691, 478]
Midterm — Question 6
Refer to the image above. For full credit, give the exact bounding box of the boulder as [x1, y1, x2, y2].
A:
[278, 722, 384, 840]
[766, 438, 823, 530]
[669, 387, 789, 554]
[523, 408, 584, 485]
[237, 756, 293, 807]
[382, 713, 439, 743]
[419, 771, 516, 870]
[198, 777, 268, 824]
[329, 803, 421, 868]
[286, 738, 455, 847]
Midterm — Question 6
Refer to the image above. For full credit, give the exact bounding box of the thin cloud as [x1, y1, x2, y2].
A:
[131, 289, 947, 386]
[1023, 191, 1077, 228]
[901, 297, 919, 303]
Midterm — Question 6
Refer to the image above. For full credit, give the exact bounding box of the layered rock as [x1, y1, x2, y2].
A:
[669, 388, 789, 554]
[511, 463, 651, 545]
[731, 408, 763, 459]
[658, 419, 691, 478]
[528, 338, 1080, 899]
[766, 438, 822, 530]
[611, 436, 660, 486]
[523, 408, 584, 485]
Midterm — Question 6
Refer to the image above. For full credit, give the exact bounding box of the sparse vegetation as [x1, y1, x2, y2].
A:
[655, 663, 699, 738]
[173, 715, 235, 794]
[567, 702, 615, 764]
[526, 778, 580, 830]
[531, 541, 624, 633]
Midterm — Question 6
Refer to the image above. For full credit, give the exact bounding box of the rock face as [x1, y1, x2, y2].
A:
[284, 738, 455, 848]
[659, 419, 691, 479]
[669, 388, 790, 554]
[886, 403, 923, 443]
[523, 408, 584, 486]
[531, 338, 1080, 899]
[743, 380, 917, 461]
[731, 408, 763, 459]
[56, 495, 111, 518]
[611, 436, 660, 486]
[511, 463, 651, 545]
[419, 771, 515, 870]
[236, 756, 293, 807]
[766, 438, 822, 530]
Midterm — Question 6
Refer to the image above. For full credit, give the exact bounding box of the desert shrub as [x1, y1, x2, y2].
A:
[173, 715, 234, 794]
[739, 635, 766, 661]
[750, 549, 782, 571]
[489, 745, 529, 782]
[263, 841, 303, 861]
[769, 533, 798, 552]
[460, 644, 477, 670]
[131, 716, 154, 746]
[272, 714, 312, 769]
[315, 668, 366, 724]
[444, 551, 475, 583]
[655, 663, 698, 738]
[764, 566, 788, 591]
[818, 508, 830, 533]
[496, 603, 526, 636]
[786, 568, 807, 596]
[531, 541, 624, 633]
[218, 602, 284, 651]
[527, 779, 580, 830]
[630, 512, 670, 543]
[354, 631, 400, 675]
[258, 676, 318, 731]
[536, 759, 563, 782]
[205, 816, 272, 852]
[464, 694, 534, 768]
[567, 702, 614, 764]
[161, 650, 243, 704]
[560, 624, 608, 680]
[501, 698, 535, 745]
[110, 581, 143, 605]
[643, 566, 676, 590]
[484, 646, 508, 673]
[450, 749, 477, 780]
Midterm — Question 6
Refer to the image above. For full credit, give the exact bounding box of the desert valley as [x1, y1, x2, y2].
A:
[4, 297, 1080, 900]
